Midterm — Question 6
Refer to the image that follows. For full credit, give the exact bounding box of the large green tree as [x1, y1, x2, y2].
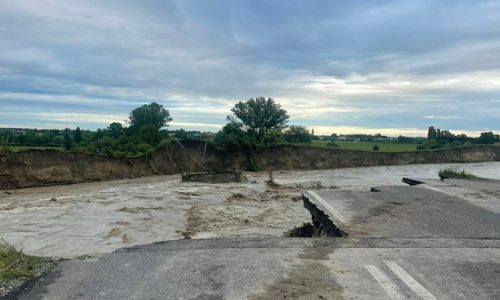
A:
[129, 102, 172, 133]
[228, 97, 289, 143]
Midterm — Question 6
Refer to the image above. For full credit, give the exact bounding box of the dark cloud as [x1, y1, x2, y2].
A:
[0, 0, 499, 134]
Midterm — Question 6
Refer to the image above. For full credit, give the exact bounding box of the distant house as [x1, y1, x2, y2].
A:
[14, 129, 26, 136]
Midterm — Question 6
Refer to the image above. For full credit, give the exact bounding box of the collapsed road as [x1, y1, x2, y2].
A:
[300, 177, 500, 299]
[13, 166, 500, 299]
[3, 162, 498, 258]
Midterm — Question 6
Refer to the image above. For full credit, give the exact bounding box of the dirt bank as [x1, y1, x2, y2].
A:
[0, 141, 244, 189]
[254, 144, 500, 170]
[1, 142, 499, 189]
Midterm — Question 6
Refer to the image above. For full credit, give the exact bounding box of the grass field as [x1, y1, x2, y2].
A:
[2, 142, 419, 153]
[306, 140, 418, 152]
[1, 146, 64, 152]
[0, 241, 52, 283]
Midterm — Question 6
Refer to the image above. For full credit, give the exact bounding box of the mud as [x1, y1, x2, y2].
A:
[0, 173, 310, 258]
[0, 162, 499, 258]
[182, 181, 308, 239]
[248, 242, 344, 300]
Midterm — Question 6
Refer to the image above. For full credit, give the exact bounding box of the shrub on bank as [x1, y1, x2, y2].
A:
[438, 167, 478, 180]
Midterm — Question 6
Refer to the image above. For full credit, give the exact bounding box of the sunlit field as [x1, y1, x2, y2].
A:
[306, 140, 419, 152]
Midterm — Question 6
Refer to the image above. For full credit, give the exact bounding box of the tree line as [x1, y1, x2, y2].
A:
[1, 99, 498, 156]
[0, 97, 314, 157]
[417, 126, 499, 150]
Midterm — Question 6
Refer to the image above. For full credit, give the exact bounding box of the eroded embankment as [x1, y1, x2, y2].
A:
[1, 142, 499, 189]
[0, 141, 246, 189]
[254, 145, 500, 170]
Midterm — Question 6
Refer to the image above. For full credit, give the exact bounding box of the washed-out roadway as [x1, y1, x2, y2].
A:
[2, 162, 500, 299]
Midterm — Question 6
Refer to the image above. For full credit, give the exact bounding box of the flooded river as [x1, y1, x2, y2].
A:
[1, 162, 499, 258]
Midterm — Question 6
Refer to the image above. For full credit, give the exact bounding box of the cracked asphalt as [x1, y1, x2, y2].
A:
[15, 176, 500, 299]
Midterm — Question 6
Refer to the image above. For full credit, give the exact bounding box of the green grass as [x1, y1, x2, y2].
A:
[0, 241, 52, 283]
[0, 146, 64, 153]
[438, 167, 479, 180]
[305, 140, 418, 152]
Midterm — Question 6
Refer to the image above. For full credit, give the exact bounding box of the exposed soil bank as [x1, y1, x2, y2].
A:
[254, 144, 500, 170]
[1, 142, 499, 189]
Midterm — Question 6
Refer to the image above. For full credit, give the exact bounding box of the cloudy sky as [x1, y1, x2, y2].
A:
[1, 0, 499, 136]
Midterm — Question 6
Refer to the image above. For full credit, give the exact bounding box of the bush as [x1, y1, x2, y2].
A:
[102, 147, 114, 157]
[112, 150, 127, 158]
[438, 167, 478, 180]
[417, 140, 451, 150]
[135, 143, 153, 153]
[283, 125, 312, 143]
[213, 122, 253, 150]
[156, 138, 173, 150]
[372, 145, 379, 151]
[326, 141, 339, 148]
[0, 145, 10, 153]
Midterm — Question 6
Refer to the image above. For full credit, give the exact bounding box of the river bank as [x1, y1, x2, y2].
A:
[1, 143, 499, 189]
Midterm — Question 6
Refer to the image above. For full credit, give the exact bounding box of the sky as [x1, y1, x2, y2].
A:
[1, 0, 500, 136]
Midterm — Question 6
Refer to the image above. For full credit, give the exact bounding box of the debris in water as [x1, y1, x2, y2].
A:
[182, 171, 248, 183]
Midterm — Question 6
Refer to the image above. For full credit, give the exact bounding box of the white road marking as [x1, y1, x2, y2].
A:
[384, 260, 438, 300]
[420, 185, 442, 193]
[306, 191, 347, 223]
[365, 265, 404, 300]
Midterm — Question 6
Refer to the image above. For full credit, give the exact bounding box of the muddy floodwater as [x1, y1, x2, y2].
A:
[1, 162, 499, 258]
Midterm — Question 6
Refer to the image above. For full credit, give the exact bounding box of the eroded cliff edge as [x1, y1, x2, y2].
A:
[1, 142, 498, 189]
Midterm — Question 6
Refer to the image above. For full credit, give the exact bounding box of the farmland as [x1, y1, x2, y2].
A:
[306, 140, 419, 152]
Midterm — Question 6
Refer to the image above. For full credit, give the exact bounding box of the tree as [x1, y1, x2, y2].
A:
[107, 122, 123, 139]
[1, 135, 10, 152]
[138, 123, 162, 145]
[228, 97, 289, 143]
[63, 129, 73, 150]
[283, 125, 312, 143]
[74, 127, 82, 144]
[174, 129, 189, 140]
[427, 126, 437, 140]
[51, 135, 64, 146]
[213, 122, 251, 149]
[477, 131, 495, 144]
[129, 102, 172, 132]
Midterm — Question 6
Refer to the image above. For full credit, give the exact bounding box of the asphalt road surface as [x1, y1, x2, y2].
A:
[16, 178, 500, 299]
